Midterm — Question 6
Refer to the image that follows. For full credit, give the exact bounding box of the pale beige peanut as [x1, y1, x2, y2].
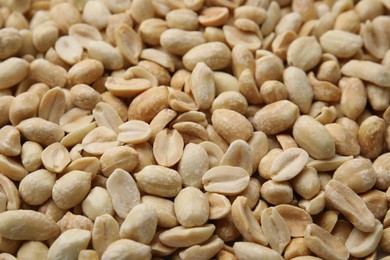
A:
[361, 189, 388, 220]
[41, 142, 70, 173]
[17, 241, 48, 260]
[211, 91, 248, 115]
[258, 149, 283, 180]
[276, 134, 298, 150]
[47, 229, 90, 260]
[87, 41, 123, 70]
[233, 177, 260, 210]
[299, 191, 327, 215]
[214, 212, 241, 242]
[207, 192, 231, 220]
[293, 115, 335, 159]
[199, 7, 229, 26]
[261, 207, 291, 253]
[341, 60, 390, 87]
[0, 28, 22, 59]
[52, 170, 91, 210]
[333, 158, 376, 194]
[54, 35, 82, 65]
[366, 84, 390, 111]
[325, 123, 360, 156]
[30, 59, 67, 88]
[38, 87, 66, 124]
[82, 1, 110, 29]
[0, 58, 29, 90]
[142, 195, 178, 228]
[166, 8, 198, 30]
[149, 109, 176, 141]
[178, 143, 209, 189]
[106, 169, 140, 219]
[168, 90, 198, 115]
[315, 210, 339, 233]
[0, 153, 27, 181]
[255, 54, 284, 87]
[381, 227, 390, 253]
[78, 250, 99, 260]
[68, 59, 104, 85]
[182, 42, 232, 71]
[212, 109, 253, 143]
[92, 214, 120, 257]
[0, 210, 59, 241]
[287, 36, 322, 71]
[159, 224, 215, 248]
[140, 48, 174, 72]
[220, 140, 253, 174]
[179, 235, 224, 260]
[49, 2, 81, 33]
[325, 180, 376, 232]
[270, 147, 309, 182]
[223, 25, 261, 52]
[363, 19, 389, 59]
[275, 204, 313, 237]
[9, 92, 39, 126]
[374, 153, 390, 190]
[291, 166, 321, 200]
[358, 116, 385, 159]
[0, 96, 13, 127]
[120, 203, 158, 244]
[248, 131, 269, 174]
[127, 86, 169, 123]
[81, 126, 120, 155]
[304, 224, 349, 260]
[284, 237, 311, 260]
[339, 77, 367, 120]
[138, 60, 171, 86]
[160, 29, 205, 56]
[56, 211, 93, 233]
[234, 242, 283, 260]
[172, 121, 208, 144]
[174, 187, 209, 228]
[153, 129, 183, 167]
[306, 155, 353, 172]
[150, 230, 176, 257]
[261, 180, 293, 205]
[190, 62, 215, 110]
[19, 169, 55, 206]
[93, 102, 123, 134]
[61, 122, 97, 149]
[319, 30, 363, 58]
[31, 21, 59, 53]
[70, 84, 101, 110]
[130, 0, 154, 23]
[0, 173, 20, 210]
[59, 108, 93, 133]
[100, 146, 138, 177]
[105, 77, 151, 98]
[202, 166, 250, 195]
[82, 186, 114, 220]
[68, 23, 102, 48]
[234, 5, 266, 24]
[101, 92, 128, 122]
[134, 165, 182, 198]
[283, 66, 314, 113]
[0, 125, 21, 157]
[307, 73, 341, 103]
[138, 18, 167, 46]
[124, 66, 158, 89]
[115, 23, 142, 65]
[238, 69, 262, 105]
[317, 60, 341, 85]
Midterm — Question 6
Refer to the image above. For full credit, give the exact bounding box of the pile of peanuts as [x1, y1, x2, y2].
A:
[0, 0, 389, 259]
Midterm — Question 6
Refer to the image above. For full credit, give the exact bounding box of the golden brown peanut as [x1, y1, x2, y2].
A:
[284, 237, 311, 260]
[275, 204, 313, 237]
[307, 73, 341, 103]
[174, 187, 209, 228]
[159, 224, 215, 248]
[325, 180, 376, 232]
[134, 165, 182, 198]
[182, 42, 232, 71]
[358, 116, 385, 159]
[202, 166, 250, 195]
[212, 109, 253, 143]
[233, 242, 283, 260]
[92, 214, 120, 257]
[333, 158, 376, 194]
[120, 203, 158, 244]
[153, 129, 183, 167]
[260, 180, 293, 205]
[283, 66, 314, 113]
[106, 169, 140, 219]
[304, 224, 349, 260]
[293, 115, 335, 159]
[315, 210, 339, 233]
[19, 169, 56, 206]
[380, 227, 390, 253]
[331, 220, 353, 244]
[178, 143, 209, 188]
[0, 96, 13, 127]
[0, 210, 59, 241]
